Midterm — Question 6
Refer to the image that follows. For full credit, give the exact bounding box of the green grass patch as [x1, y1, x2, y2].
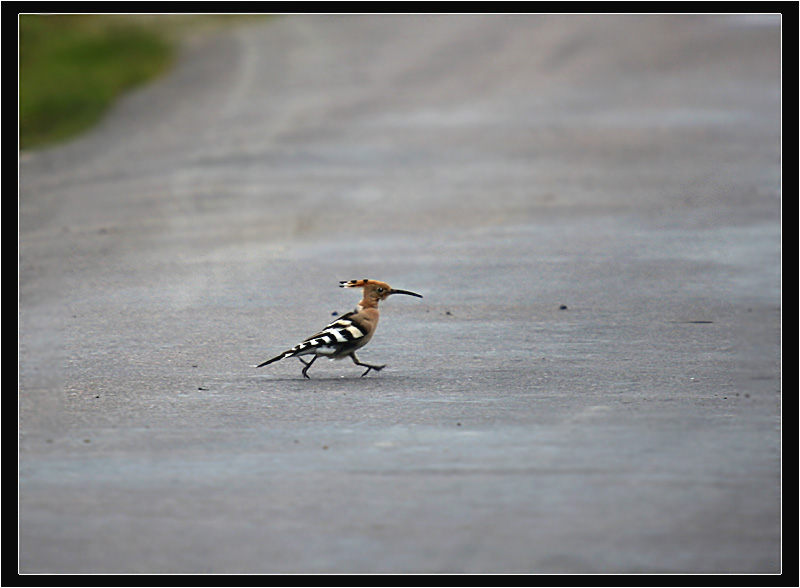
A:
[19, 15, 175, 150]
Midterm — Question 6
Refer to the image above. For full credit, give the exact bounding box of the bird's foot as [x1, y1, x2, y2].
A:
[360, 364, 386, 377]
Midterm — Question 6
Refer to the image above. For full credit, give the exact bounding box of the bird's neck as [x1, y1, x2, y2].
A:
[358, 297, 380, 310]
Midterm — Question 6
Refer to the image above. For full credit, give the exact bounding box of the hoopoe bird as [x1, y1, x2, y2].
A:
[256, 279, 423, 378]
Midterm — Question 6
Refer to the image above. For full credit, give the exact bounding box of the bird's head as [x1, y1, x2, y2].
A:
[339, 279, 423, 305]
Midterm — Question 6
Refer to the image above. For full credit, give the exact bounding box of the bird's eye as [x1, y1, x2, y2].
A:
[377, 287, 385, 293]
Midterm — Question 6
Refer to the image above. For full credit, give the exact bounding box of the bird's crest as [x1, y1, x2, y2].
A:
[339, 279, 373, 289]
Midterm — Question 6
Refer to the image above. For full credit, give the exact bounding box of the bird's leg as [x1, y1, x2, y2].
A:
[350, 352, 385, 377]
[299, 355, 317, 379]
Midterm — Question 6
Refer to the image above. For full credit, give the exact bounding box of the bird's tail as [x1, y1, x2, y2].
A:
[255, 353, 288, 368]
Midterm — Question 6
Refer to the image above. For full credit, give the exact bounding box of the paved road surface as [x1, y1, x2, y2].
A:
[19, 15, 781, 573]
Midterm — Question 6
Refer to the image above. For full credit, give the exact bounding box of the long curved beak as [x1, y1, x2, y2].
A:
[389, 288, 423, 298]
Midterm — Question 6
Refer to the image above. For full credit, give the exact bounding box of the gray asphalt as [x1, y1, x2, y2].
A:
[19, 15, 781, 574]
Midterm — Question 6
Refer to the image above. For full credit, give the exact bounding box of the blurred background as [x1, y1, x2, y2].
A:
[19, 13, 782, 574]
[19, 14, 266, 150]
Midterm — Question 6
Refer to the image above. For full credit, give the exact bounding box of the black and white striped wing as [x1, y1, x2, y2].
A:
[286, 312, 368, 358]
